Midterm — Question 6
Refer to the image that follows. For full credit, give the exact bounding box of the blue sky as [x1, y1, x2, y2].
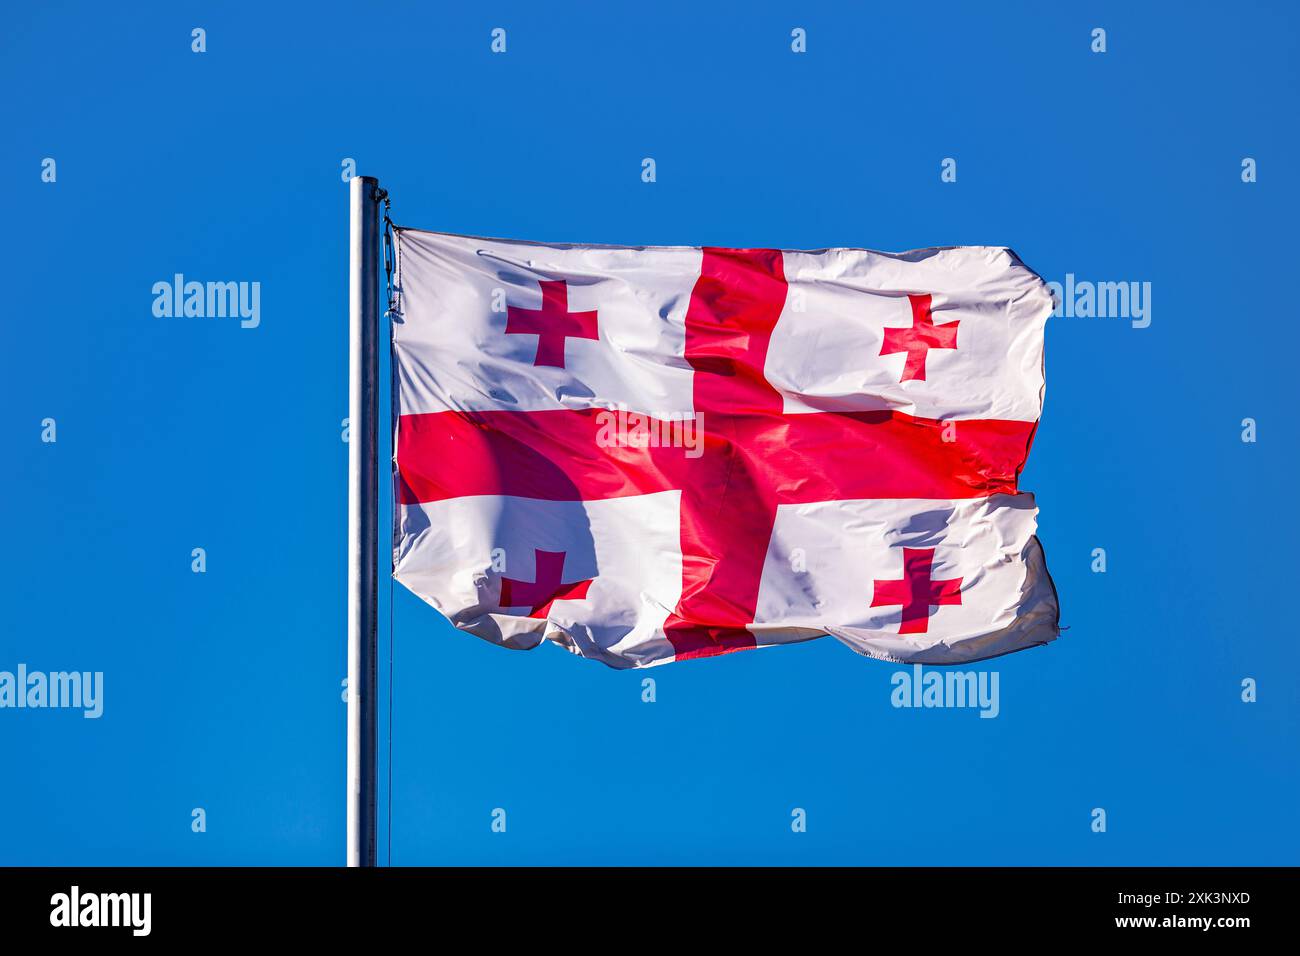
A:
[2, 1, 1297, 865]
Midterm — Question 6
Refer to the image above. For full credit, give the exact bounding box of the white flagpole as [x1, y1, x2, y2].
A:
[347, 175, 381, 867]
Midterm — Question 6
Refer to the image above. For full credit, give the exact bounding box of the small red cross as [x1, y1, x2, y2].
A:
[870, 547, 963, 634]
[880, 293, 960, 382]
[499, 549, 594, 619]
[505, 280, 599, 368]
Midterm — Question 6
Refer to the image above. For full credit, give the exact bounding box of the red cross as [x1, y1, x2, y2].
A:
[505, 279, 599, 368]
[499, 549, 593, 618]
[869, 547, 963, 634]
[879, 293, 960, 382]
[399, 249, 1034, 660]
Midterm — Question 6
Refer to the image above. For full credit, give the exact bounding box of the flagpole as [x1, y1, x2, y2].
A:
[347, 175, 381, 867]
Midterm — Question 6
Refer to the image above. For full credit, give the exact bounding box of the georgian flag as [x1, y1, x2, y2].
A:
[391, 229, 1060, 668]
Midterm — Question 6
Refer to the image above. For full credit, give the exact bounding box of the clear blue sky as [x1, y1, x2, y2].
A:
[3, 1, 1296, 865]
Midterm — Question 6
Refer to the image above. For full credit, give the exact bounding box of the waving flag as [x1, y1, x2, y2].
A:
[391, 230, 1059, 668]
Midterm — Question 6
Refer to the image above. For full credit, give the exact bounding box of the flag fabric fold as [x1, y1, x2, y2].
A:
[391, 228, 1059, 668]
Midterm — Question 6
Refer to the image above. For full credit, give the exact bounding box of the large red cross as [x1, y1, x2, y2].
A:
[399, 249, 1034, 660]
[499, 549, 594, 619]
[505, 279, 599, 368]
[880, 293, 960, 382]
[870, 547, 963, 634]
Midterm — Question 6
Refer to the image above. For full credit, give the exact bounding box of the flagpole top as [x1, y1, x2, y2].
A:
[350, 174, 379, 196]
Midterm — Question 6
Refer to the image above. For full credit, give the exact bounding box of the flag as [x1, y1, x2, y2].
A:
[390, 229, 1059, 668]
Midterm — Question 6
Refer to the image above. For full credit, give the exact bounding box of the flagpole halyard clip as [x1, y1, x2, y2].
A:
[379, 190, 401, 324]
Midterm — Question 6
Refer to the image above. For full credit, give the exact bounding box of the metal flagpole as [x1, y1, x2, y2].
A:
[347, 175, 381, 867]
